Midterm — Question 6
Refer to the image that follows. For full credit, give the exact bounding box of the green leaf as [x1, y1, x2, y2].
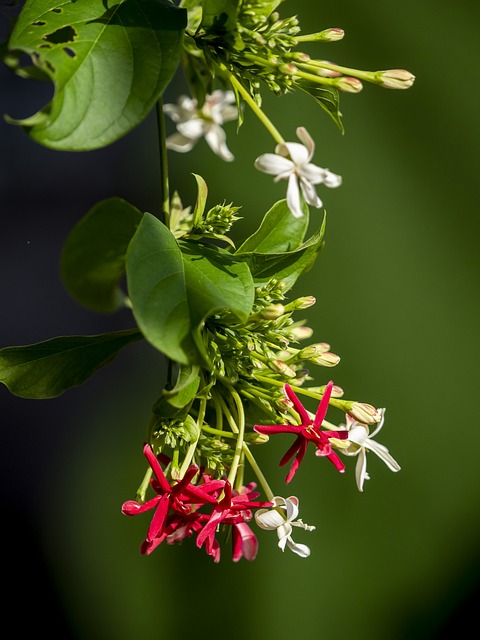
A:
[126, 214, 254, 366]
[236, 199, 309, 254]
[126, 213, 196, 365]
[180, 239, 254, 326]
[237, 214, 327, 291]
[60, 197, 143, 313]
[0, 329, 143, 399]
[6, 0, 187, 150]
[200, 0, 240, 35]
[152, 364, 200, 418]
[299, 83, 344, 134]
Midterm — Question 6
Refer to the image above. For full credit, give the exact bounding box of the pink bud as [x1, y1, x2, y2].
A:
[336, 77, 363, 93]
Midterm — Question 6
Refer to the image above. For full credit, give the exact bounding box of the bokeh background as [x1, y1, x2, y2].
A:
[1, 1, 479, 638]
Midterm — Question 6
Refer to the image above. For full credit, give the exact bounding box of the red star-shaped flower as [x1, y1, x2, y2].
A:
[254, 380, 348, 483]
[122, 443, 224, 554]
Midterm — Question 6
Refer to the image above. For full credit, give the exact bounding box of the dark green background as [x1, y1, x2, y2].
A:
[1, 1, 479, 638]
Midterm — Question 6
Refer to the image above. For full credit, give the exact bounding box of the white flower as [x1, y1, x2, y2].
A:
[340, 408, 401, 492]
[255, 496, 315, 557]
[163, 90, 238, 162]
[254, 127, 342, 218]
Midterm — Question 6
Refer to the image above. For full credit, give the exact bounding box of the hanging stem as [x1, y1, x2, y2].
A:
[156, 96, 170, 226]
[218, 64, 285, 146]
[242, 443, 274, 501]
[223, 381, 245, 488]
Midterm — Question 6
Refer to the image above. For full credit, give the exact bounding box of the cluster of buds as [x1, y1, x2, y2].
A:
[182, 0, 414, 108]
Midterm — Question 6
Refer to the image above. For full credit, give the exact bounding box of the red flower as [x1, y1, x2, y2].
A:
[196, 481, 272, 563]
[122, 444, 223, 554]
[254, 381, 348, 483]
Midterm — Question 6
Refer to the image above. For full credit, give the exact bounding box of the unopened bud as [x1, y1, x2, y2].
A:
[245, 431, 270, 444]
[314, 63, 342, 78]
[271, 359, 296, 378]
[336, 76, 363, 93]
[288, 325, 314, 341]
[279, 63, 297, 76]
[261, 303, 285, 319]
[284, 296, 316, 311]
[300, 343, 330, 358]
[349, 402, 380, 424]
[378, 69, 415, 90]
[311, 351, 341, 367]
[296, 28, 344, 43]
[320, 28, 345, 42]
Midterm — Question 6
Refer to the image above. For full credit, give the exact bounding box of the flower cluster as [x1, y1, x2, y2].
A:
[1, 0, 412, 566]
[116, 1, 410, 562]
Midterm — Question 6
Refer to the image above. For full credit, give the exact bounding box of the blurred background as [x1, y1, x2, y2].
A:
[1, 1, 479, 638]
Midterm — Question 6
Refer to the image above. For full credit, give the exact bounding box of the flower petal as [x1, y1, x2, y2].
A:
[165, 132, 196, 153]
[355, 447, 368, 492]
[295, 127, 315, 159]
[283, 142, 310, 165]
[255, 153, 293, 176]
[205, 125, 234, 161]
[286, 536, 311, 558]
[255, 507, 285, 530]
[286, 173, 304, 218]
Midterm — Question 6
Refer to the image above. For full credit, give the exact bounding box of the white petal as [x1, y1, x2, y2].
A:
[369, 408, 386, 439]
[255, 153, 293, 176]
[300, 163, 330, 185]
[299, 177, 322, 208]
[177, 119, 205, 140]
[165, 133, 196, 153]
[323, 169, 342, 188]
[355, 448, 368, 492]
[296, 127, 315, 160]
[347, 424, 370, 447]
[205, 125, 234, 161]
[284, 496, 300, 522]
[365, 439, 401, 472]
[286, 174, 304, 218]
[283, 142, 310, 166]
[255, 508, 285, 530]
[286, 537, 311, 558]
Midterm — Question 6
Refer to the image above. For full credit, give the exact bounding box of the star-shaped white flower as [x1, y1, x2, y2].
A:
[163, 90, 238, 162]
[339, 408, 401, 492]
[254, 495, 315, 557]
[254, 127, 342, 217]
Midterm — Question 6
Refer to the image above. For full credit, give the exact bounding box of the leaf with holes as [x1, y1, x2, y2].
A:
[5, 0, 187, 150]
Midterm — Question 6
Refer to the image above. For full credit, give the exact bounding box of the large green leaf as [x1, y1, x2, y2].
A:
[126, 213, 194, 364]
[126, 213, 254, 366]
[180, 239, 254, 325]
[237, 214, 327, 290]
[236, 199, 309, 254]
[5, 0, 187, 150]
[60, 197, 143, 313]
[0, 329, 143, 399]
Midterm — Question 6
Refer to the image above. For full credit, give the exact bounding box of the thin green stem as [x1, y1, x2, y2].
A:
[242, 443, 274, 501]
[218, 64, 285, 145]
[135, 467, 153, 503]
[179, 394, 207, 478]
[156, 97, 170, 226]
[223, 382, 245, 487]
[299, 59, 376, 83]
